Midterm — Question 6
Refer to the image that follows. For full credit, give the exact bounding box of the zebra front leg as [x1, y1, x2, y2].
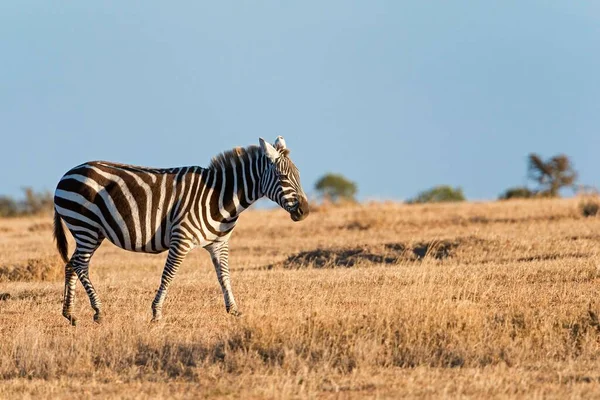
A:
[62, 262, 78, 325]
[206, 241, 240, 316]
[71, 249, 103, 323]
[151, 241, 191, 321]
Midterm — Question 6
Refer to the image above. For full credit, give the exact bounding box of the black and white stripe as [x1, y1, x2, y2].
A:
[53, 137, 309, 324]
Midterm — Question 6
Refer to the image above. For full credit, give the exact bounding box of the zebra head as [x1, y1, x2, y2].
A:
[259, 137, 309, 222]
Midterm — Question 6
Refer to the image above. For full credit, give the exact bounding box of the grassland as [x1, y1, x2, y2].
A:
[1, 198, 600, 399]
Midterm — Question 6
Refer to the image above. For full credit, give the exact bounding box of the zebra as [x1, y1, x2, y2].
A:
[53, 136, 309, 325]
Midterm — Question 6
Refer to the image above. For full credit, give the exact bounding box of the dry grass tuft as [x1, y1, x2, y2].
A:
[0, 257, 63, 282]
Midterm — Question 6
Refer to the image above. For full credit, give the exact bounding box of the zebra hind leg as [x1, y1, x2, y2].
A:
[70, 241, 104, 323]
[62, 262, 78, 325]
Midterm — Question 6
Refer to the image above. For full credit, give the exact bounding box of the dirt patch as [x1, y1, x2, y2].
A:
[270, 240, 461, 269]
[0, 257, 64, 282]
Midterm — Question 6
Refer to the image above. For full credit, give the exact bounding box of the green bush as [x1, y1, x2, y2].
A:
[314, 173, 358, 203]
[407, 185, 465, 204]
[499, 187, 534, 200]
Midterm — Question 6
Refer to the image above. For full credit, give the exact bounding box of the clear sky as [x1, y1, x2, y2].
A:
[1, 1, 598, 201]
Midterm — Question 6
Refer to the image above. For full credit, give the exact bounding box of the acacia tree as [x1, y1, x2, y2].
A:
[527, 154, 577, 197]
[314, 173, 358, 203]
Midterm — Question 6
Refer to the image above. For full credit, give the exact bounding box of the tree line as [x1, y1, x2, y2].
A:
[0, 188, 53, 217]
[315, 153, 592, 204]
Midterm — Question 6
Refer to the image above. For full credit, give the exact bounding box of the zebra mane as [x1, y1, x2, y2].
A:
[209, 145, 290, 170]
[209, 145, 261, 170]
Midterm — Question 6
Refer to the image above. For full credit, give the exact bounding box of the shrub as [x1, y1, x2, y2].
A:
[407, 185, 465, 204]
[314, 173, 358, 203]
[0, 188, 53, 217]
[499, 187, 534, 200]
[21, 187, 53, 215]
[580, 198, 600, 218]
[0, 197, 19, 217]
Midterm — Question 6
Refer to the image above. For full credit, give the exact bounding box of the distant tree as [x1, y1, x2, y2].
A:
[527, 154, 577, 197]
[407, 185, 465, 204]
[499, 186, 534, 200]
[314, 173, 358, 203]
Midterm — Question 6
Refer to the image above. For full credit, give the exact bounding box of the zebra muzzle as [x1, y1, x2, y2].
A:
[290, 197, 309, 222]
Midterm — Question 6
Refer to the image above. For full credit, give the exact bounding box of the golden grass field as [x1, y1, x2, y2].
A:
[1, 198, 600, 399]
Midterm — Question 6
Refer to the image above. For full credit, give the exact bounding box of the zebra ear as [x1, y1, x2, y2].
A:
[274, 136, 287, 150]
[259, 137, 280, 162]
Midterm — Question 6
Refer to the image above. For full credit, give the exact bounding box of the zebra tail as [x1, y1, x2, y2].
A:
[53, 210, 69, 263]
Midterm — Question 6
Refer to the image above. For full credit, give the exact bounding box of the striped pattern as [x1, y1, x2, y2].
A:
[53, 138, 309, 324]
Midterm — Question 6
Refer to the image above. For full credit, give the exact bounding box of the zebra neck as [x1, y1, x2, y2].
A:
[203, 150, 268, 222]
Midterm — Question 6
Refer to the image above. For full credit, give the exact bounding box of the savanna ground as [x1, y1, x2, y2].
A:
[1, 199, 600, 399]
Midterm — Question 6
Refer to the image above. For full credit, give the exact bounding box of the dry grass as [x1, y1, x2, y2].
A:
[1, 198, 600, 398]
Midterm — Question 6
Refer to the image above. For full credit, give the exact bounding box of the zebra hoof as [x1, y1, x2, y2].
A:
[228, 309, 242, 317]
[151, 311, 162, 322]
[63, 313, 77, 326]
[151, 316, 162, 323]
[93, 313, 103, 324]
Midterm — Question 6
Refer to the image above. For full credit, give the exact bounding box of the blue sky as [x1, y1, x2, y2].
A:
[1, 1, 598, 201]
